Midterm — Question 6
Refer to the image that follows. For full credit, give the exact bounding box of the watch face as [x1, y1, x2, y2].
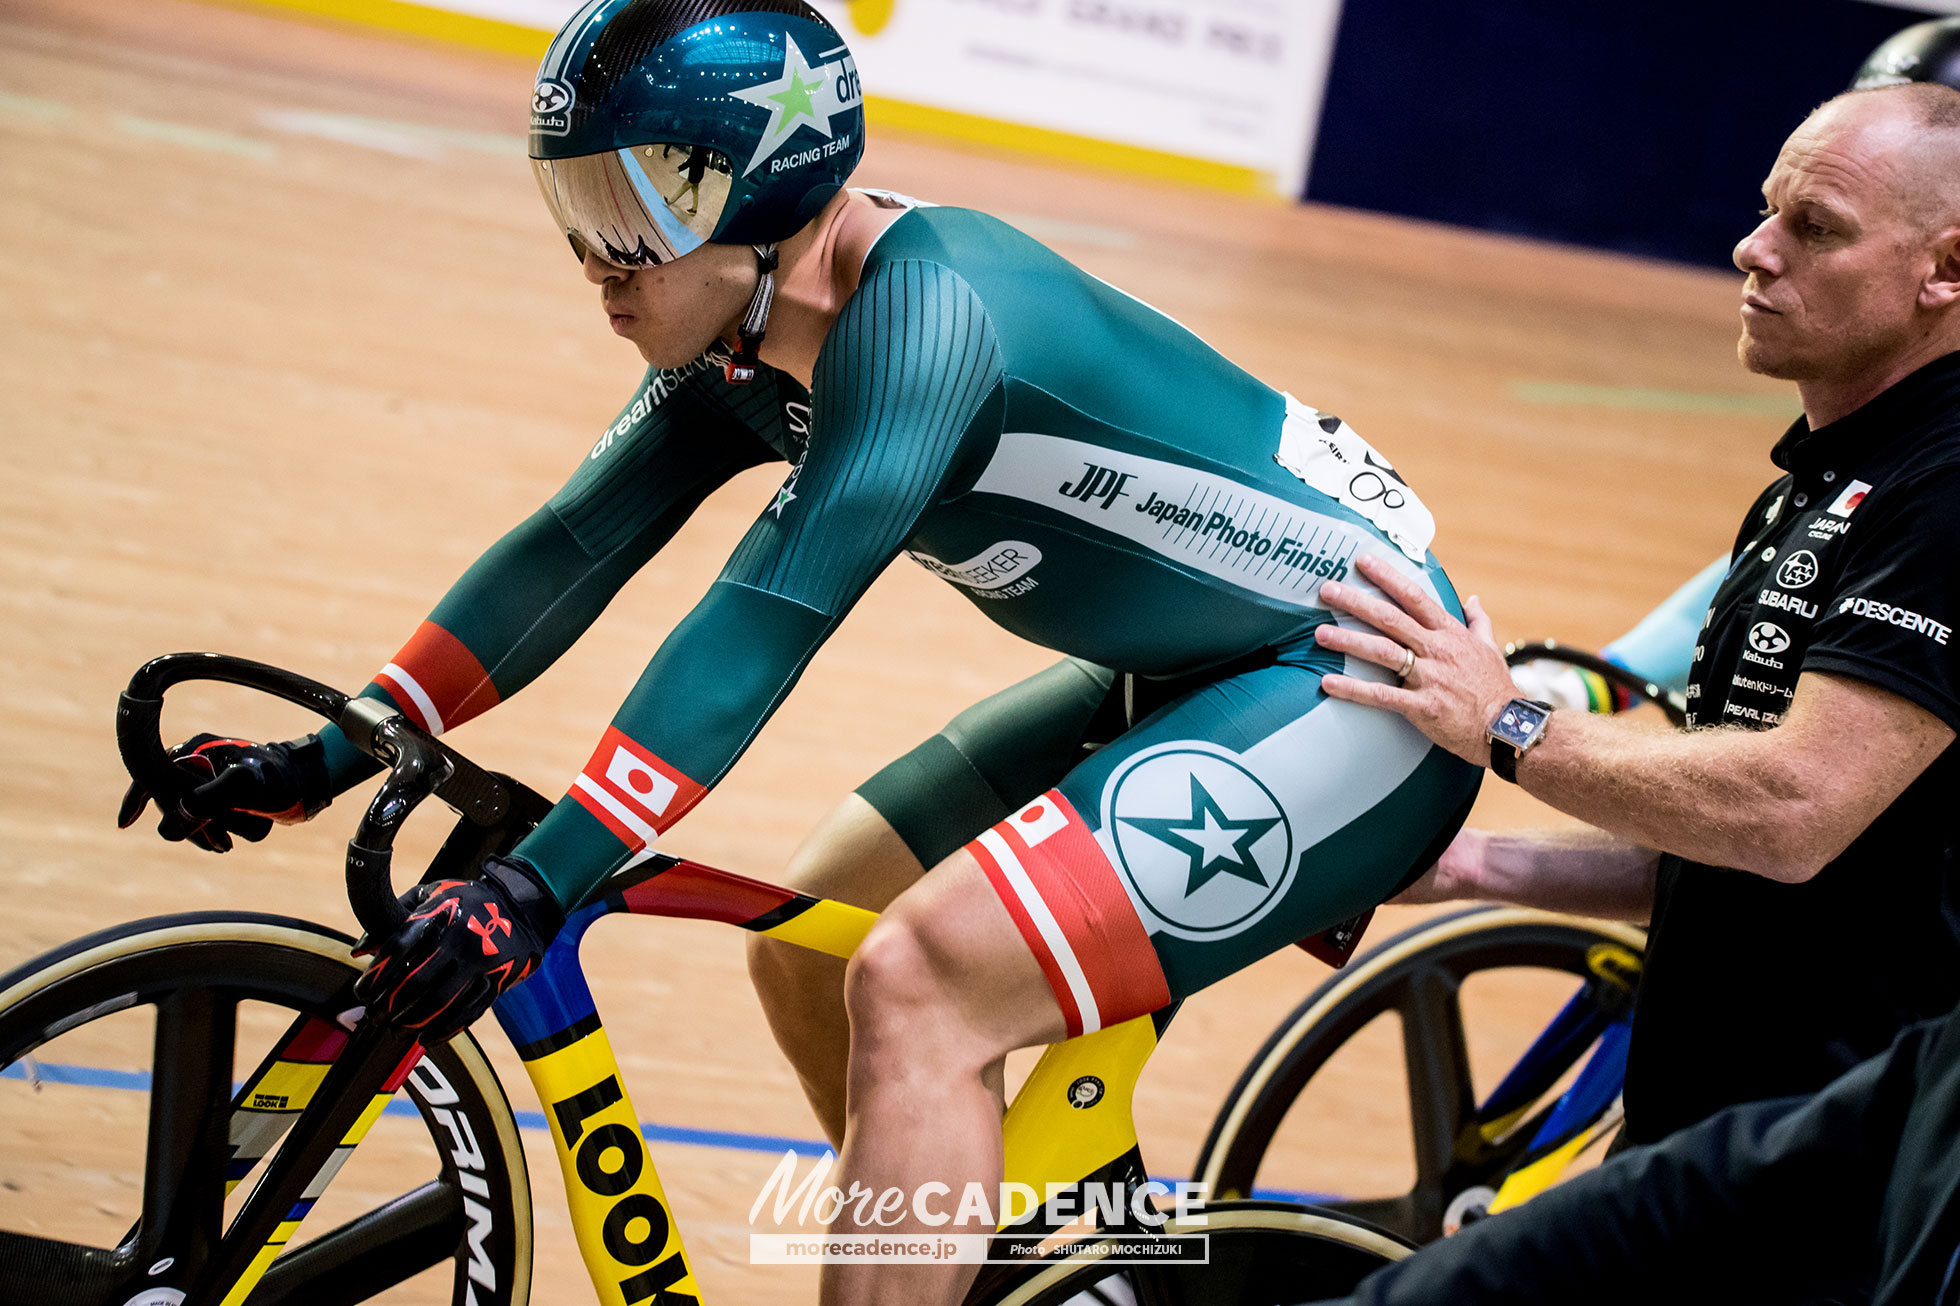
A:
[1491, 700, 1552, 748]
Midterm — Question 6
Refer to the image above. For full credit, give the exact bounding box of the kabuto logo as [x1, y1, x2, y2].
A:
[532, 78, 574, 136]
[1748, 622, 1791, 655]
[1102, 745, 1294, 940]
[730, 36, 863, 176]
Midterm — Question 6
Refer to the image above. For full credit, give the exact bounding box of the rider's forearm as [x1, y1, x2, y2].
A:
[512, 581, 836, 908]
[1455, 827, 1658, 920]
[314, 505, 676, 792]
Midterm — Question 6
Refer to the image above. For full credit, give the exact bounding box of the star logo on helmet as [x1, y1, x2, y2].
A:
[731, 36, 856, 176]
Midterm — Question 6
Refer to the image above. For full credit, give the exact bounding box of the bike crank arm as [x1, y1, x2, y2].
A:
[182, 1019, 425, 1306]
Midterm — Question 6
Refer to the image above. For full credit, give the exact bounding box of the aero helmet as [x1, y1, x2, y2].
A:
[1852, 17, 1960, 91]
[529, 0, 866, 380]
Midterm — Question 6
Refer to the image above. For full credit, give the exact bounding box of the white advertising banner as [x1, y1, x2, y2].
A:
[807, 0, 1341, 194]
[332, 0, 1343, 194]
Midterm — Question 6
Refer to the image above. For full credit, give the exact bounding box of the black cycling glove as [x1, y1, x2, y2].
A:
[118, 733, 332, 853]
[352, 856, 566, 1043]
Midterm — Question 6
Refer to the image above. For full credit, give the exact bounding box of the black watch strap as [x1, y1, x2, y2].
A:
[1490, 738, 1523, 784]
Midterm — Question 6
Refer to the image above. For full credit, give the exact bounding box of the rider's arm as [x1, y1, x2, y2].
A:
[1395, 827, 1658, 920]
[1599, 555, 1726, 696]
[311, 366, 782, 790]
[511, 261, 1008, 909]
[1317, 1016, 1937, 1306]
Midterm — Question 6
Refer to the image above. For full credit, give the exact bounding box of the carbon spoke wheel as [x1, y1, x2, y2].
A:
[966, 1202, 1410, 1306]
[0, 912, 532, 1306]
[1194, 907, 1644, 1245]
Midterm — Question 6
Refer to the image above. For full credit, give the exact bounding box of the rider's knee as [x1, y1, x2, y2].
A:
[843, 909, 951, 1035]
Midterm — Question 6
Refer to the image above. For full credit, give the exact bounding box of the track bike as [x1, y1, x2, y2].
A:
[0, 653, 1413, 1306]
[1194, 644, 1682, 1245]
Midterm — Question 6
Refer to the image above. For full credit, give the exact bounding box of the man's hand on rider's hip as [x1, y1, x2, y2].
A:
[1314, 553, 1520, 769]
[352, 856, 566, 1043]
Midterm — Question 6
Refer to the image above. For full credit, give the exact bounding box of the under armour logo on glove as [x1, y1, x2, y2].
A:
[468, 905, 513, 954]
[352, 858, 566, 1043]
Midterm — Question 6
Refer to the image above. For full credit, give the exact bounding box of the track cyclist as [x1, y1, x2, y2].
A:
[119, 2, 1479, 1300]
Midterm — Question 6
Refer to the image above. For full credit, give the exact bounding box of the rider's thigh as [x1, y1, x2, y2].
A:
[964, 640, 1481, 1037]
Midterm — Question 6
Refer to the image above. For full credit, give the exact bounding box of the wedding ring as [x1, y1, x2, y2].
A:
[1398, 647, 1416, 680]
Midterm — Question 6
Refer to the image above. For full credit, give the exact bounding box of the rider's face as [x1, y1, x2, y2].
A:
[581, 243, 756, 369]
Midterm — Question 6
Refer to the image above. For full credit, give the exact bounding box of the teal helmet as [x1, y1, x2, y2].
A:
[529, 0, 866, 267]
[1851, 17, 1960, 91]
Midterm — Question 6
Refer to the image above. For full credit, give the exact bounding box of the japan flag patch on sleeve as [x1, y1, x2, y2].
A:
[568, 726, 705, 850]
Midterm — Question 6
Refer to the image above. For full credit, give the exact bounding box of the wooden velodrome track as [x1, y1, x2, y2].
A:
[0, 0, 1798, 1300]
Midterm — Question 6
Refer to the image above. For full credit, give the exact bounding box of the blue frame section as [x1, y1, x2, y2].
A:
[490, 900, 613, 1051]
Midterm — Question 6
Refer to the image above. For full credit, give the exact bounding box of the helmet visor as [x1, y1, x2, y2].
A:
[531, 145, 734, 268]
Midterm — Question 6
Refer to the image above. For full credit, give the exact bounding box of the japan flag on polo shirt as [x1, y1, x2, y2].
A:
[1827, 479, 1873, 518]
[568, 726, 706, 851]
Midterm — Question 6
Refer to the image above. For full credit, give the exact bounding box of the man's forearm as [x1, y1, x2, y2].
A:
[1462, 827, 1658, 920]
[1516, 709, 1816, 879]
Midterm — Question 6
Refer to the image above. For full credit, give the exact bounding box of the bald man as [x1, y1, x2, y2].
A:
[1295, 76, 1960, 1306]
[1318, 79, 1960, 1144]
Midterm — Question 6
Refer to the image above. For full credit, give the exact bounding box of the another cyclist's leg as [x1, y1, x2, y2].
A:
[748, 797, 923, 1146]
[748, 657, 1117, 1145]
[828, 645, 1477, 1305]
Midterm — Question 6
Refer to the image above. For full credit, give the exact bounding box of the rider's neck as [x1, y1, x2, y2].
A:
[741, 189, 908, 389]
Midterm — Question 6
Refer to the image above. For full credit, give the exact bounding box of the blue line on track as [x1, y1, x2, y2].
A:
[2, 1058, 1326, 1201]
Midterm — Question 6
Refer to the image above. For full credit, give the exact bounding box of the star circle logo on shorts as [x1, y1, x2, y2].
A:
[1748, 621, 1791, 655]
[1775, 549, 1819, 590]
[1102, 746, 1294, 939]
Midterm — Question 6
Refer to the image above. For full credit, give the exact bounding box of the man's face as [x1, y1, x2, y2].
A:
[1732, 96, 1946, 384]
[581, 243, 755, 370]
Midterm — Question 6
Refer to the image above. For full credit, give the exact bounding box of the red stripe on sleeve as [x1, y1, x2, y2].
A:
[377, 621, 500, 732]
[568, 784, 649, 853]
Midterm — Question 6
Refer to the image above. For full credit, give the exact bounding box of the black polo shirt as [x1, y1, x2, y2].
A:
[1623, 351, 1960, 1145]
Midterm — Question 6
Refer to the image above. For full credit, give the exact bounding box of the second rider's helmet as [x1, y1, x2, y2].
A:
[1852, 16, 1960, 91]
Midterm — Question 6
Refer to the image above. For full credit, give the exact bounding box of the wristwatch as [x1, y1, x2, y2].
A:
[1487, 698, 1555, 784]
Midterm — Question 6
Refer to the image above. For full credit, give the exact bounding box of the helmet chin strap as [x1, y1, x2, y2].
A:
[724, 243, 779, 385]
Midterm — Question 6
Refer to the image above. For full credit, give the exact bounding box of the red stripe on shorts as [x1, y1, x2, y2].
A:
[970, 835, 1085, 1037]
[971, 791, 1169, 1038]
